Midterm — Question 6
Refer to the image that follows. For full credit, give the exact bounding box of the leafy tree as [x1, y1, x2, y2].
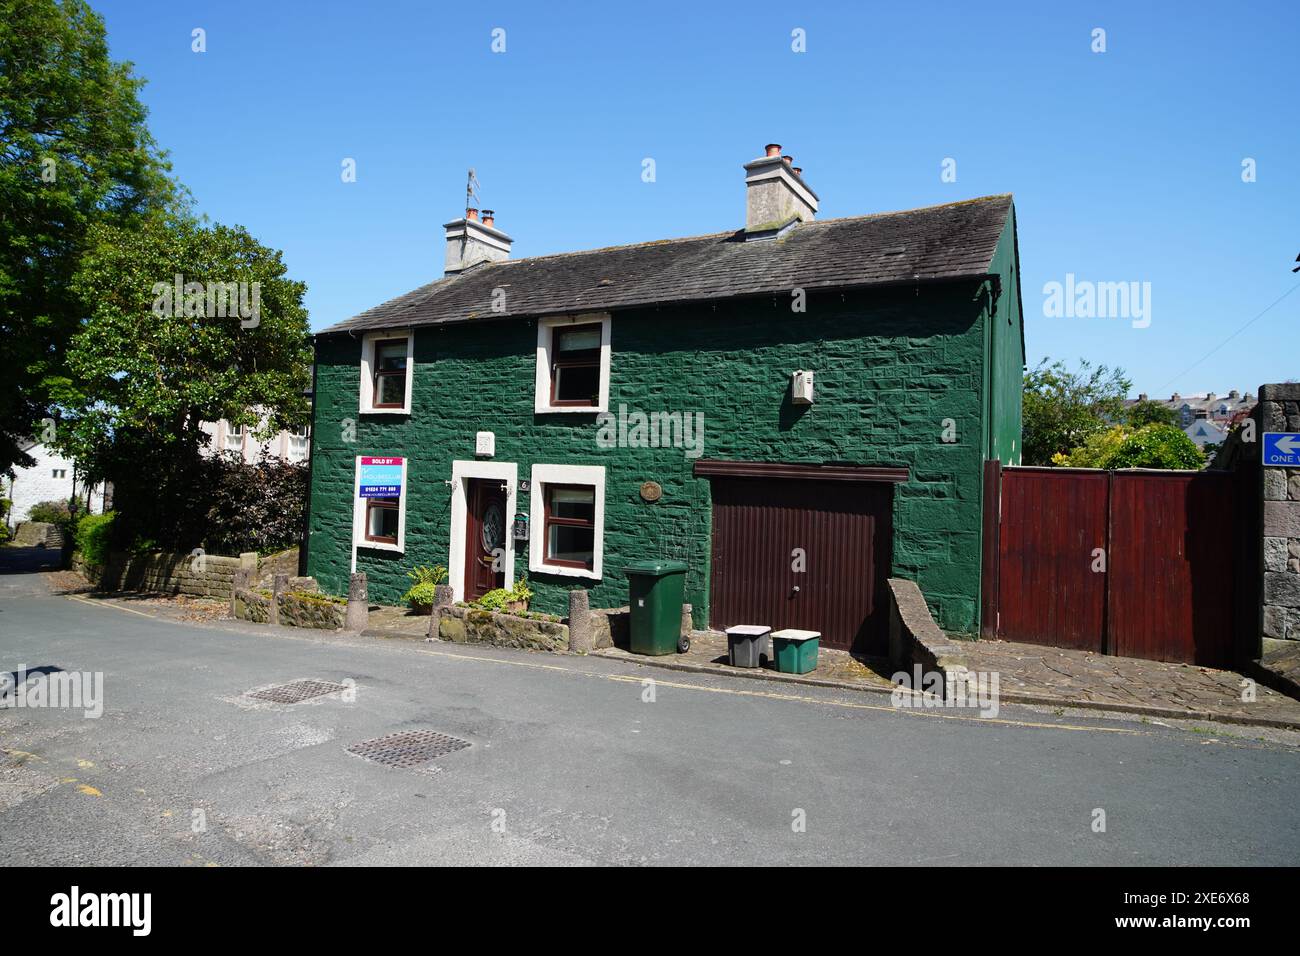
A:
[1021, 359, 1131, 465]
[0, 0, 176, 474]
[51, 214, 312, 549]
[1124, 399, 1177, 428]
[1054, 423, 1204, 470]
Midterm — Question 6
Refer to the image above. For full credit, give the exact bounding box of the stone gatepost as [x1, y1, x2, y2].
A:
[231, 567, 251, 617]
[568, 589, 592, 654]
[1261, 384, 1300, 642]
[345, 572, 369, 632]
[269, 573, 288, 626]
[426, 584, 456, 639]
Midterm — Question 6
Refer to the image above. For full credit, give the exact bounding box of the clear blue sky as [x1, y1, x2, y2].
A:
[94, 0, 1297, 397]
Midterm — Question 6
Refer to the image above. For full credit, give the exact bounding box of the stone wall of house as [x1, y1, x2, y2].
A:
[1262, 383, 1300, 641]
[305, 280, 1006, 637]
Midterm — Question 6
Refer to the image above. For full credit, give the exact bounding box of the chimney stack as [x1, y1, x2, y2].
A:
[444, 207, 512, 275]
[744, 142, 818, 239]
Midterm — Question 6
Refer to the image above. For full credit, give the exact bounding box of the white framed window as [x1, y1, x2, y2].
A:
[225, 423, 245, 452]
[528, 463, 605, 580]
[359, 330, 414, 415]
[534, 313, 611, 414]
[52, 469, 66, 479]
[288, 425, 309, 461]
[352, 456, 408, 553]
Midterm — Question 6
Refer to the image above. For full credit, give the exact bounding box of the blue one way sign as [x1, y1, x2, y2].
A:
[1264, 433, 1300, 467]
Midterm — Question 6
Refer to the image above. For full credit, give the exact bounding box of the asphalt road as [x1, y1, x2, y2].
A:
[2, 550, 1298, 866]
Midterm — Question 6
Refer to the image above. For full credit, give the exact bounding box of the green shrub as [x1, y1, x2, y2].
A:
[27, 499, 82, 524]
[400, 565, 447, 609]
[402, 581, 440, 608]
[74, 512, 116, 566]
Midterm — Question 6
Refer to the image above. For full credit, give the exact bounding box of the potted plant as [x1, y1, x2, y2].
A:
[401, 565, 448, 615]
[474, 577, 533, 615]
[503, 577, 532, 614]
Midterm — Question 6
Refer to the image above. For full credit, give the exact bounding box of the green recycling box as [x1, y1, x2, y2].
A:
[625, 559, 688, 656]
[772, 629, 821, 674]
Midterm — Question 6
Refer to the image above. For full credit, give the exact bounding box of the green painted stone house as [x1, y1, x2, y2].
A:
[305, 146, 1024, 653]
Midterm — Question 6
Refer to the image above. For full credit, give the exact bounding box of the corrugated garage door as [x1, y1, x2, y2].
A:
[707, 477, 894, 654]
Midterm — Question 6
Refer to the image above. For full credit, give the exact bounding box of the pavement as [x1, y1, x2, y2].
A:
[3, 545, 1300, 865]
[351, 600, 1300, 730]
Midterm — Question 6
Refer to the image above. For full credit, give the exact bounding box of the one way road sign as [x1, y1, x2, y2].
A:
[1264, 433, 1300, 467]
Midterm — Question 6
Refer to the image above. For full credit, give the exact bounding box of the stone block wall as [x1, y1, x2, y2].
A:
[435, 604, 569, 652]
[89, 550, 255, 600]
[232, 585, 346, 630]
[1262, 383, 1300, 641]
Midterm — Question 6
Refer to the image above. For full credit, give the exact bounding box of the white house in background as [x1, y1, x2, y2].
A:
[3, 440, 108, 528]
[200, 413, 310, 464]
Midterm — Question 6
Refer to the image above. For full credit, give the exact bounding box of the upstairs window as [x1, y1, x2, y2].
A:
[372, 339, 409, 408]
[360, 331, 414, 415]
[550, 325, 602, 407]
[534, 314, 611, 414]
[226, 423, 245, 451]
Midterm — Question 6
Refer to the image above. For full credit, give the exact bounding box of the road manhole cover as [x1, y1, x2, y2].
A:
[346, 730, 471, 770]
[246, 679, 348, 704]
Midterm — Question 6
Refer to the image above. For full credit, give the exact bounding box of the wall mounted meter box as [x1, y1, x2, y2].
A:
[791, 370, 815, 405]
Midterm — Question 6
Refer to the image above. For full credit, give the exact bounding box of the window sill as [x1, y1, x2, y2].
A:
[529, 560, 600, 581]
[358, 540, 404, 554]
[534, 403, 605, 415]
[359, 406, 411, 416]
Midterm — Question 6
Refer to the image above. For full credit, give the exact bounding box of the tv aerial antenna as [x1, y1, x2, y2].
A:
[466, 168, 482, 212]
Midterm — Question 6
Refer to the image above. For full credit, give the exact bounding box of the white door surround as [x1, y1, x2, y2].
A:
[448, 460, 518, 602]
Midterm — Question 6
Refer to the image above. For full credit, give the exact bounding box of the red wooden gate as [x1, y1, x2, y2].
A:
[994, 467, 1108, 652]
[984, 465, 1244, 667]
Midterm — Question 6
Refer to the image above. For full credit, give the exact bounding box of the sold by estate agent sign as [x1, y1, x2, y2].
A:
[1263, 433, 1300, 468]
[358, 456, 405, 496]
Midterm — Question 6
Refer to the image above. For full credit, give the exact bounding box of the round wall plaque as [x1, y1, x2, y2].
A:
[639, 481, 663, 503]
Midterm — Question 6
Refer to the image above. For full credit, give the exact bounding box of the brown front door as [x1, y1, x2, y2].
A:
[708, 478, 893, 654]
[465, 478, 507, 601]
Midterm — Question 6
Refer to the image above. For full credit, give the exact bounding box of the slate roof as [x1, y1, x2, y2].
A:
[320, 194, 1014, 336]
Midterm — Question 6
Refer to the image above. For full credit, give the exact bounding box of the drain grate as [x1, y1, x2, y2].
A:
[347, 730, 471, 769]
[246, 679, 348, 704]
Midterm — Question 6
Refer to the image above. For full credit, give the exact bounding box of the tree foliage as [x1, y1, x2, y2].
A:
[200, 452, 308, 555]
[1054, 423, 1204, 470]
[1021, 358, 1131, 466]
[48, 214, 312, 549]
[1124, 399, 1178, 428]
[52, 213, 312, 477]
[0, 0, 175, 474]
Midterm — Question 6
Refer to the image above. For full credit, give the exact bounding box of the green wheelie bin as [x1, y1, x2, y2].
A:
[625, 559, 689, 655]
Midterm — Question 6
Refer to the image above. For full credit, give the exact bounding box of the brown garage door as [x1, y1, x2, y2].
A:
[706, 471, 895, 654]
